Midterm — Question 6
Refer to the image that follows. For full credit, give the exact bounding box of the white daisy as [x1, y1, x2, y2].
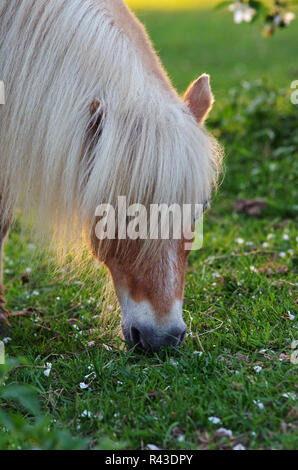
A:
[208, 416, 221, 424]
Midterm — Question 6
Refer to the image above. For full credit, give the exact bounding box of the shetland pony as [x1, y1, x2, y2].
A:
[0, 0, 222, 350]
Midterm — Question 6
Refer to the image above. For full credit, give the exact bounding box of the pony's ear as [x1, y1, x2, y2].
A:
[89, 98, 104, 132]
[184, 74, 214, 124]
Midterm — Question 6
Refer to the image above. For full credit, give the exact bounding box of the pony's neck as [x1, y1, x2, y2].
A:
[106, 0, 177, 97]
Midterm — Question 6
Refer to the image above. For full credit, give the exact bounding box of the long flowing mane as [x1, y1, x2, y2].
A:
[0, 0, 222, 264]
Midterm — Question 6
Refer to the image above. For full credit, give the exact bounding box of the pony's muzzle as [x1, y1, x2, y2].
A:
[126, 323, 187, 351]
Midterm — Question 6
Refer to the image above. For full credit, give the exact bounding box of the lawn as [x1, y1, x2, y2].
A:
[127, 3, 298, 100]
[0, 3, 297, 451]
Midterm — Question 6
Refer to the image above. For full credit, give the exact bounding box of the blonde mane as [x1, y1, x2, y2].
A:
[0, 0, 222, 265]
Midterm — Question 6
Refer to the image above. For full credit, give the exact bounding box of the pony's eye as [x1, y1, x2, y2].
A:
[193, 201, 209, 223]
[203, 200, 210, 212]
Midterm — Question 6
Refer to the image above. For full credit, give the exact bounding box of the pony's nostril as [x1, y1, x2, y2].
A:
[130, 326, 141, 346]
[130, 327, 150, 349]
[179, 327, 187, 344]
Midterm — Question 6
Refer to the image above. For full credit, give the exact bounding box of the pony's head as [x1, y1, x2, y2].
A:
[1, 1, 221, 351]
[90, 74, 220, 351]
[105, 239, 190, 351]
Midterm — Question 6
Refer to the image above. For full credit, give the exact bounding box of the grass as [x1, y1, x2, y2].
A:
[127, 4, 298, 100]
[0, 6, 297, 451]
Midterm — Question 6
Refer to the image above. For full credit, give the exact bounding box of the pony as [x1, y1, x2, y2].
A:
[0, 0, 222, 350]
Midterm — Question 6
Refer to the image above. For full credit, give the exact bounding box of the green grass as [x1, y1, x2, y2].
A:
[1, 9, 297, 451]
[134, 9, 298, 100]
